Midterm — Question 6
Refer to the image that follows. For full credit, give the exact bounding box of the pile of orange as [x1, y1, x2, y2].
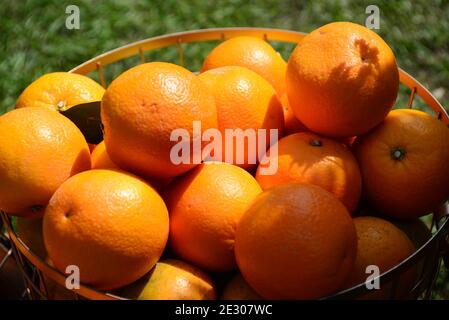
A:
[1, 21, 448, 300]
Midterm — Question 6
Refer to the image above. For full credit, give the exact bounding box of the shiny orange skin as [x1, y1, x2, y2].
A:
[165, 162, 262, 272]
[0, 107, 91, 216]
[221, 273, 262, 300]
[201, 36, 287, 95]
[198, 66, 284, 169]
[101, 62, 218, 179]
[286, 22, 399, 137]
[256, 132, 362, 213]
[16, 72, 104, 111]
[91, 141, 119, 170]
[235, 183, 357, 299]
[280, 93, 308, 135]
[43, 170, 169, 290]
[345, 216, 415, 299]
[121, 259, 217, 300]
[354, 109, 449, 218]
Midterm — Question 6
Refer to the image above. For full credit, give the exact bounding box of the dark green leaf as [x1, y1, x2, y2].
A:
[60, 101, 103, 144]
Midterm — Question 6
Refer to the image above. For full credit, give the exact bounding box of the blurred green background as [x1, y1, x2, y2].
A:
[1, 0, 448, 299]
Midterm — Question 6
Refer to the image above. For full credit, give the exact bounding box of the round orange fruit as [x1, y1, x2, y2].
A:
[198, 66, 284, 169]
[16, 72, 104, 111]
[256, 132, 361, 213]
[91, 141, 119, 170]
[43, 169, 169, 290]
[165, 162, 262, 272]
[354, 109, 449, 218]
[201, 36, 287, 95]
[345, 216, 415, 299]
[235, 183, 357, 299]
[101, 62, 218, 179]
[121, 259, 216, 300]
[0, 107, 91, 216]
[286, 22, 399, 137]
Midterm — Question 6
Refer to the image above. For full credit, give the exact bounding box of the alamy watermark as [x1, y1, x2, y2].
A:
[365, 5, 380, 29]
[65, 5, 80, 30]
[170, 122, 279, 175]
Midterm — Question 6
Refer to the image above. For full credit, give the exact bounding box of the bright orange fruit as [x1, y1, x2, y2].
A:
[198, 66, 284, 169]
[235, 183, 357, 299]
[354, 109, 449, 218]
[16, 72, 104, 111]
[201, 36, 287, 95]
[43, 169, 169, 290]
[91, 141, 119, 170]
[165, 162, 262, 272]
[286, 22, 399, 137]
[0, 107, 91, 216]
[256, 132, 361, 213]
[101, 62, 218, 179]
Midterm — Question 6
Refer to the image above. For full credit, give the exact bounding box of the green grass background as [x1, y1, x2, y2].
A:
[1, 0, 448, 298]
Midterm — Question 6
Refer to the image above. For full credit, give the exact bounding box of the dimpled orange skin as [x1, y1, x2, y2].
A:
[286, 22, 399, 137]
[346, 216, 414, 286]
[345, 216, 416, 299]
[43, 170, 169, 290]
[256, 132, 362, 214]
[235, 183, 357, 299]
[201, 36, 287, 95]
[91, 141, 119, 170]
[0, 107, 91, 216]
[121, 259, 217, 300]
[16, 72, 105, 111]
[101, 62, 218, 179]
[165, 162, 262, 272]
[354, 109, 449, 219]
[198, 66, 284, 169]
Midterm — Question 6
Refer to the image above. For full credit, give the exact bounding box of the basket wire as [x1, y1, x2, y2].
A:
[1, 27, 449, 300]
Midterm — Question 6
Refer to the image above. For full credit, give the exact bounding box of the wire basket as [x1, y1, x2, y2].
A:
[1, 27, 449, 300]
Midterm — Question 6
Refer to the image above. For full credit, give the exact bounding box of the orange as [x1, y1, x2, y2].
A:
[354, 109, 449, 218]
[101, 62, 218, 179]
[91, 141, 172, 194]
[201, 36, 287, 95]
[16, 72, 104, 111]
[286, 22, 399, 137]
[235, 183, 357, 299]
[121, 259, 216, 300]
[0, 107, 91, 216]
[256, 132, 361, 213]
[221, 273, 262, 300]
[165, 162, 262, 272]
[280, 93, 308, 135]
[198, 66, 284, 169]
[345, 216, 415, 299]
[91, 141, 119, 170]
[43, 169, 169, 290]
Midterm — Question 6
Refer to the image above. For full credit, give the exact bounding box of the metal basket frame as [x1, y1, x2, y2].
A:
[1, 27, 448, 300]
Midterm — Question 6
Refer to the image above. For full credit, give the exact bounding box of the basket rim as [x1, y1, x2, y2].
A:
[68, 27, 448, 124]
[2, 210, 448, 300]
